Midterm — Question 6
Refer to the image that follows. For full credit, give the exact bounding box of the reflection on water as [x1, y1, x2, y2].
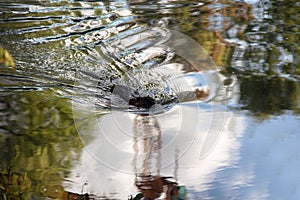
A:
[240, 75, 300, 115]
[69, 97, 240, 198]
[0, 90, 84, 199]
[132, 114, 183, 199]
[1, 0, 300, 199]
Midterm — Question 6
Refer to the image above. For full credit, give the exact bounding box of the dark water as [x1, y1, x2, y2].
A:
[1, 0, 300, 199]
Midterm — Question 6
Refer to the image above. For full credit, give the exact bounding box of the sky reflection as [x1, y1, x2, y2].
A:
[189, 113, 300, 200]
[1, 0, 300, 199]
[68, 99, 246, 198]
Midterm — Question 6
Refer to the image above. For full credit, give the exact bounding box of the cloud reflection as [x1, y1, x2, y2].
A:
[66, 100, 245, 199]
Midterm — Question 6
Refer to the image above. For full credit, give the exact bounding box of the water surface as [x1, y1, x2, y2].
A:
[1, 0, 300, 199]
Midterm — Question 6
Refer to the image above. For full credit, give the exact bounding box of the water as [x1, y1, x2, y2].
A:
[1, 0, 300, 199]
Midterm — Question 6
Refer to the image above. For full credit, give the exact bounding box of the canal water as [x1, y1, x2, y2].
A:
[0, 0, 299, 199]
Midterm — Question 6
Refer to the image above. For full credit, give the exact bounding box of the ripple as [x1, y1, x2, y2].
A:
[0, 0, 222, 114]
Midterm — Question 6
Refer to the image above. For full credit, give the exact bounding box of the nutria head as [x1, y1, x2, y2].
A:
[129, 96, 156, 109]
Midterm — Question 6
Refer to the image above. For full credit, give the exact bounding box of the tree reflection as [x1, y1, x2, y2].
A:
[238, 0, 299, 77]
[166, 0, 300, 115]
[0, 90, 83, 199]
[131, 114, 186, 200]
[1, 0, 300, 198]
[239, 75, 300, 115]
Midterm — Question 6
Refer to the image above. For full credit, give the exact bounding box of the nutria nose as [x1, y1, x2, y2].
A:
[129, 96, 156, 109]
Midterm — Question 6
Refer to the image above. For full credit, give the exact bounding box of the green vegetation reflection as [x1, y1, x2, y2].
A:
[239, 75, 300, 115]
[0, 90, 83, 199]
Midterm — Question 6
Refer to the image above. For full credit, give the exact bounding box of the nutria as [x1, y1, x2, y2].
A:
[129, 96, 156, 109]
[111, 84, 156, 109]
